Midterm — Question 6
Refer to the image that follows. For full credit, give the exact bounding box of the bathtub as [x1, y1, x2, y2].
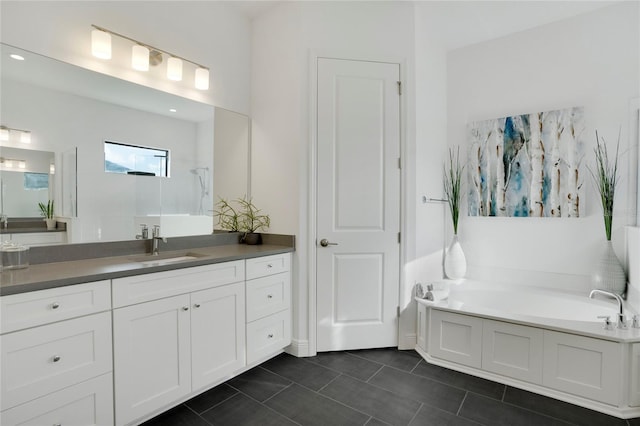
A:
[415, 280, 640, 419]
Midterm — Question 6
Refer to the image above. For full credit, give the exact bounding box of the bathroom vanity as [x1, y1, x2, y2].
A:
[0, 237, 293, 426]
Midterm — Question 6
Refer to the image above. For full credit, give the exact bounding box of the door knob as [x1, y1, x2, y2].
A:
[319, 239, 338, 247]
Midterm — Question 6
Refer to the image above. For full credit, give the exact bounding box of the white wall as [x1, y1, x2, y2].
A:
[0, 1, 252, 114]
[251, 1, 416, 353]
[447, 3, 639, 289]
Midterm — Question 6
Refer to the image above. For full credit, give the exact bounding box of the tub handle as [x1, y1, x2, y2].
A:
[597, 315, 613, 330]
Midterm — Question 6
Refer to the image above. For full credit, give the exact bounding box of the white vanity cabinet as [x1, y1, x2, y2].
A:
[0, 281, 113, 426]
[112, 262, 246, 426]
[632, 343, 640, 406]
[245, 254, 292, 364]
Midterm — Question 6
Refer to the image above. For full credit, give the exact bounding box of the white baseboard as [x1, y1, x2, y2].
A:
[286, 339, 311, 357]
[399, 333, 417, 350]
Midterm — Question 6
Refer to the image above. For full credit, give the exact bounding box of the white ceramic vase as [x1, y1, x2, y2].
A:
[45, 218, 56, 230]
[591, 240, 626, 295]
[444, 234, 467, 280]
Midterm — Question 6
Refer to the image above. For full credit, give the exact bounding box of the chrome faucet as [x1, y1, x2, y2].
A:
[136, 224, 149, 240]
[0, 214, 7, 229]
[589, 289, 626, 329]
[151, 225, 167, 256]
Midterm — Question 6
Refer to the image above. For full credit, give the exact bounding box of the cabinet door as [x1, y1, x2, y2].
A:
[543, 330, 621, 405]
[482, 319, 543, 384]
[428, 309, 482, 368]
[246, 253, 290, 280]
[113, 295, 191, 426]
[630, 343, 640, 407]
[191, 282, 246, 391]
[1, 373, 113, 426]
[246, 309, 291, 365]
[246, 272, 291, 322]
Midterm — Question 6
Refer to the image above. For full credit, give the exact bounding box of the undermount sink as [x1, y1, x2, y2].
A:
[129, 252, 207, 267]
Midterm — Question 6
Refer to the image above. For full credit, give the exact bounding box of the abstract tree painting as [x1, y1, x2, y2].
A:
[468, 107, 585, 218]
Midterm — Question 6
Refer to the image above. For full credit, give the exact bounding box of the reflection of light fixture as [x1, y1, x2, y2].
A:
[91, 28, 112, 59]
[9, 53, 25, 61]
[0, 157, 26, 169]
[131, 44, 149, 71]
[18, 160, 26, 169]
[50, 164, 56, 174]
[167, 57, 183, 81]
[1, 125, 32, 144]
[90, 24, 210, 90]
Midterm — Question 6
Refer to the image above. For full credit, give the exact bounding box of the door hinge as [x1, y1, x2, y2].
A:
[397, 81, 402, 95]
[398, 157, 401, 169]
[397, 306, 400, 317]
[397, 232, 401, 243]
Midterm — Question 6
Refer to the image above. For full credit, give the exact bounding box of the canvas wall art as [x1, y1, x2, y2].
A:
[467, 107, 585, 218]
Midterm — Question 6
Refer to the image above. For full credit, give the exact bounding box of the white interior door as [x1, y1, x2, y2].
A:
[316, 57, 401, 352]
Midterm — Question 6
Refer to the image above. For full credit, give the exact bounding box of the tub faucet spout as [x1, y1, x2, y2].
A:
[589, 289, 625, 329]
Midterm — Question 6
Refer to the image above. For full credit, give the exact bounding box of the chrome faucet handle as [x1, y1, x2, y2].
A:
[152, 225, 160, 238]
[632, 314, 640, 329]
[617, 314, 628, 329]
[426, 284, 434, 292]
[597, 315, 613, 330]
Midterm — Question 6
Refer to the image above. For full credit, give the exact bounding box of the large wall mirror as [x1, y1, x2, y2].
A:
[0, 43, 250, 243]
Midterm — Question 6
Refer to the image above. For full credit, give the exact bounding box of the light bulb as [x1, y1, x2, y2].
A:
[195, 68, 209, 90]
[167, 57, 183, 81]
[4, 160, 13, 168]
[18, 160, 26, 169]
[0, 127, 8, 141]
[91, 29, 112, 60]
[50, 164, 56, 174]
[20, 131, 31, 144]
[132, 45, 149, 71]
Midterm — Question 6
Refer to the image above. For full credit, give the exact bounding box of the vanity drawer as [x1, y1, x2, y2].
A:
[246, 309, 291, 364]
[246, 253, 290, 280]
[0, 373, 114, 426]
[112, 260, 245, 307]
[246, 272, 291, 322]
[1, 281, 111, 334]
[1, 311, 112, 410]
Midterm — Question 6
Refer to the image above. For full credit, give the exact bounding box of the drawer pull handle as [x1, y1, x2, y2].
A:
[267, 263, 273, 268]
[53, 424, 62, 426]
[267, 294, 273, 299]
[182, 306, 189, 311]
[267, 334, 274, 338]
[51, 302, 60, 309]
[194, 303, 201, 308]
[52, 355, 61, 363]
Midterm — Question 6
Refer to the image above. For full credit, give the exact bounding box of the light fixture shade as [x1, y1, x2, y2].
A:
[0, 128, 8, 141]
[195, 68, 210, 90]
[20, 131, 31, 144]
[132, 45, 150, 71]
[167, 57, 183, 81]
[18, 160, 26, 169]
[91, 29, 112, 59]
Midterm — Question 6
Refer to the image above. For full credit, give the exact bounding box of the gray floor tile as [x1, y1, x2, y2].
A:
[503, 387, 627, 426]
[409, 404, 481, 426]
[412, 360, 504, 400]
[142, 404, 210, 426]
[262, 353, 340, 391]
[184, 384, 238, 414]
[266, 383, 370, 426]
[320, 374, 421, 426]
[368, 366, 466, 414]
[201, 393, 296, 426]
[228, 366, 292, 402]
[366, 418, 393, 426]
[459, 392, 571, 426]
[307, 351, 383, 381]
[348, 348, 421, 372]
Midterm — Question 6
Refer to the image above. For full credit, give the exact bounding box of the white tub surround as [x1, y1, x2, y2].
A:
[416, 280, 640, 419]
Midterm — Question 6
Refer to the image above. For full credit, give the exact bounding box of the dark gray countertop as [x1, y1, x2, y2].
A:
[1, 241, 294, 296]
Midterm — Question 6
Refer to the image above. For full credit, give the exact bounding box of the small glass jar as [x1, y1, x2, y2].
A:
[0, 241, 29, 271]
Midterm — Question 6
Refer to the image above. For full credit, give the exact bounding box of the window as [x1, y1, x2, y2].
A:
[104, 141, 169, 177]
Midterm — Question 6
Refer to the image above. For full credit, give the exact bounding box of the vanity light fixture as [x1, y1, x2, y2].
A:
[90, 24, 210, 90]
[0, 125, 32, 144]
[0, 157, 26, 170]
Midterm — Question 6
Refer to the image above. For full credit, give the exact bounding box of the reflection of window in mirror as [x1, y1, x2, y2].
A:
[104, 141, 169, 177]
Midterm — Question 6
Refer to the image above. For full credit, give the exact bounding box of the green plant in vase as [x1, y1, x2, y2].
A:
[237, 196, 270, 245]
[588, 130, 626, 294]
[38, 200, 56, 230]
[443, 147, 466, 279]
[214, 197, 240, 232]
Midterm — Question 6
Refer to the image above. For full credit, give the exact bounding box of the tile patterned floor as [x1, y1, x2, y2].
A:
[142, 348, 638, 426]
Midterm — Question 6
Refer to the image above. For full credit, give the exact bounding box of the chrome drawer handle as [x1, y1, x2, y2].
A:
[267, 263, 273, 268]
[53, 423, 62, 426]
[194, 303, 201, 308]
[267, 294, 273, 299]
[52, 355, 61, 363]
[51, 302, 60, 310]
[182, 306, 189, 311]
[267, 334, 274, 339]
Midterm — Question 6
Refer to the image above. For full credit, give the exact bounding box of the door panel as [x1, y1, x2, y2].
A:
[316, 58, 400, 351]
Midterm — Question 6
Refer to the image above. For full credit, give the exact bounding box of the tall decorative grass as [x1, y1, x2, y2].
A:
[589, 130, 619, 241]
[444, 147, 464, 235]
